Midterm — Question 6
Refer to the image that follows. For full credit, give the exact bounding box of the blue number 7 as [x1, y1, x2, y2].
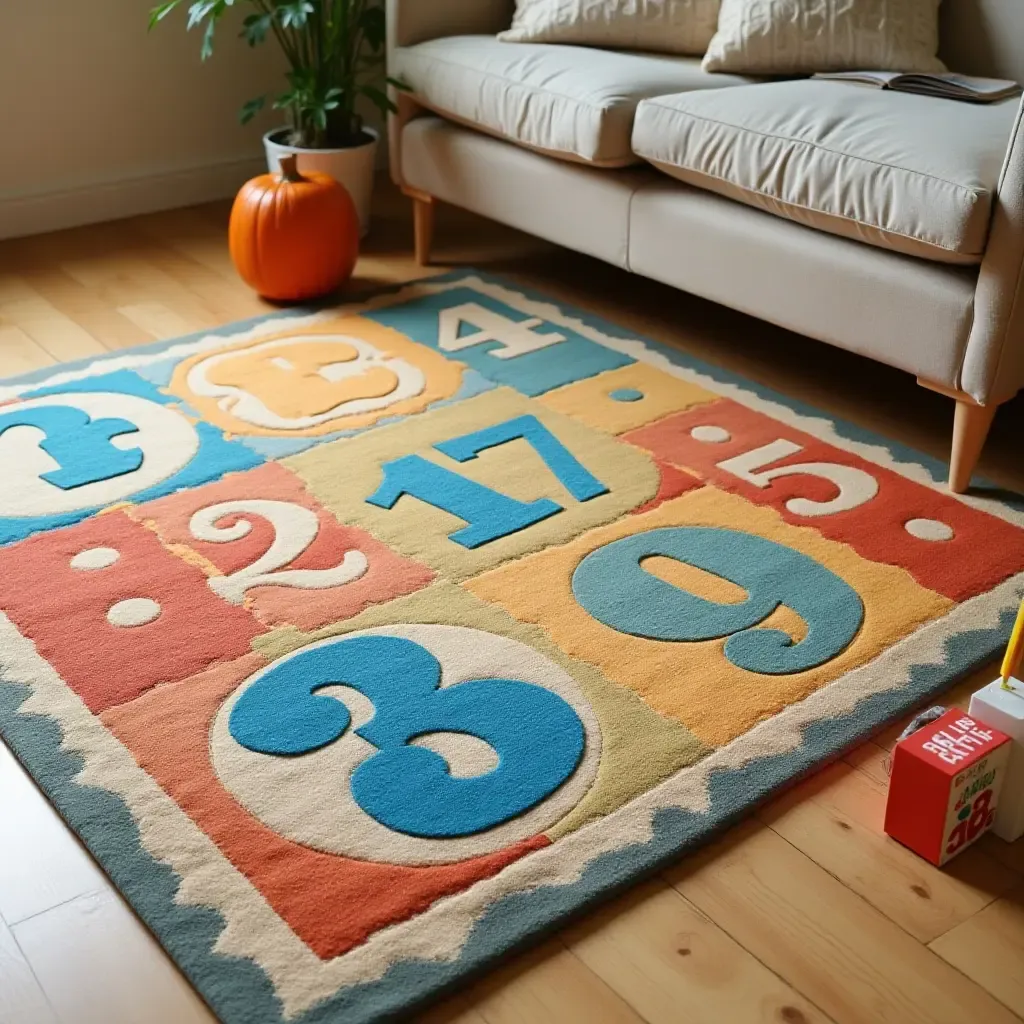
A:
[435, 415, 608, 502]
[366, 414, 608, 548]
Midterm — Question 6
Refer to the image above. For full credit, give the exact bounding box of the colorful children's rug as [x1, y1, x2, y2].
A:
[0, 272, 1022, 1023]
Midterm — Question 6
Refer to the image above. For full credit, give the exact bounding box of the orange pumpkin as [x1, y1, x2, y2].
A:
[229, 155, 359, 302]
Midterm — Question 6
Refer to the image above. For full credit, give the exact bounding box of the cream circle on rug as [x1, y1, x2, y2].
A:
[904, 518, 955, 541]
[71, 546, 121, 570]
[690, 425, 731, 443]
[211, 624, 603, 865]
[107, 597, 162, 627]
[0, 392, 199, 517]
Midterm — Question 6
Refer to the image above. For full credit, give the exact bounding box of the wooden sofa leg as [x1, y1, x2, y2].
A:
[949, 399, 998, 493]
[917, 378, 1001, 494]
[402, 188, 435, 266]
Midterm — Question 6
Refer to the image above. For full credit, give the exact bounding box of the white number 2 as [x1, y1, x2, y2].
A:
[189, 499, 368, 603]
[437, 303, 565, 360]
[717, 439, 879, 517]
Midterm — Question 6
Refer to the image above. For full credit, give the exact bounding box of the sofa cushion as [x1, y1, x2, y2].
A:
[392, 35, 753, 167]
[703, 0, 944, 75]
[499, 0, 721, 58]
[631, 80, 1019, 264]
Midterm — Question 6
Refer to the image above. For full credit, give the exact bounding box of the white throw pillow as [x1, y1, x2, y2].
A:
[702, 0, 945, 74]
[499, 1, 722, 57]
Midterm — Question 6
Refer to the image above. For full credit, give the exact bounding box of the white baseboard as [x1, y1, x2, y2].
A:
[0, 156, 268, 241]
[0, 134, 391, 242]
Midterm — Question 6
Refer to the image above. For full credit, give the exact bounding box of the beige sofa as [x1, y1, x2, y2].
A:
[386, 1, 1024, 493]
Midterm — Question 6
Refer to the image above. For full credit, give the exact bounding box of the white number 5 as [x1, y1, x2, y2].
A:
[717, 439, 879, 517]
[190, 499, 368, 603]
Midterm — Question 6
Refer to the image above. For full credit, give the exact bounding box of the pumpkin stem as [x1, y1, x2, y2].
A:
[278, 154, 305, 183]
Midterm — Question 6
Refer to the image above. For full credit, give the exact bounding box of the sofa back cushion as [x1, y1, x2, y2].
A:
[702, 0, 944, 75]
[940, 0, 1024, 85]
[499, 0, 721, 57]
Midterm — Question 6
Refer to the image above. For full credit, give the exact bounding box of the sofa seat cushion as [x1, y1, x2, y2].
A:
[631, 80, 1019, 264]
[392, 35, 753, 167]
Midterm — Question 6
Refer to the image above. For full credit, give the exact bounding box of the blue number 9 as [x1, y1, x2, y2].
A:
[572, 527, 864, 674]
[228, 635, 586, 838]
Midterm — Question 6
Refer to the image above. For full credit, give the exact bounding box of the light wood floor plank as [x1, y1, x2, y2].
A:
[0, 277, 39, 306]
[0, 324, 55, 377]
[842, 739, 891, 789]
[14, 261, 156, 353]
[0, 742, 107, 926]
[444, 939, 644, 1024]
[122, 242, 271, 324]
[11, 889, 215, 1024]
[929, 884, 1024, 1018]
[760, 761, 1018, 942]
[131, 207, 244, 284]
[564, 877, 831, 1023]
[115, 302, 208, 340]
[0, 915, 57, 1024]
[0, 292, 106, 363]
[57, 245, 222, 336]
[977, 833, 1024, 878]
[417, 991, 491, 1024]
[667, 820, 1022, 1024]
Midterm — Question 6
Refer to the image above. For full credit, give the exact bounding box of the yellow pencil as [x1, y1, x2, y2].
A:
[1001, 598, 1024, 690]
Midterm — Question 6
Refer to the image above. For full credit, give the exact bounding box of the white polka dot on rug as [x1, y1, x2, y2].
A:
[71, 546, 121, 570]
[690, 425, 731, 443]
[107, 597, 162, 627]
[904, 518, 954, 541]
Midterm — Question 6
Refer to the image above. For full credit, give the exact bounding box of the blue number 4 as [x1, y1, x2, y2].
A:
[228, 635, 585, 838]
[366, 414, 608, 548]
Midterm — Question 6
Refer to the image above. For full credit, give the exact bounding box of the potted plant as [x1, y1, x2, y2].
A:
[150, 0, 400, 236]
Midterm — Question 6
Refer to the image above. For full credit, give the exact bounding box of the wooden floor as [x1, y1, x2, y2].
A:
[0, 180, 1023, 1024]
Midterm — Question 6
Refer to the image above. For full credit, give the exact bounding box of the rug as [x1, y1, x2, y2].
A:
[0, 271, 1021, 1023]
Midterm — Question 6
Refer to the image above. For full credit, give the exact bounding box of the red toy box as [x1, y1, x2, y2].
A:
[884, 708, 1011, 866]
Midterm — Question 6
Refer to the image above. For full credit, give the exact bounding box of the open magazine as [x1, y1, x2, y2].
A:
[812, 70, 1021, 103]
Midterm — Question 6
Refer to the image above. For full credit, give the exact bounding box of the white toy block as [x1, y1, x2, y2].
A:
[969, 678, 1024, 842]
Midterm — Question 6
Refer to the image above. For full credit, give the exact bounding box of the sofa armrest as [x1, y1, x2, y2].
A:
[961, 95, 1024, 405]
[386, 1, 515, 187]
[386, 0, 514, 51]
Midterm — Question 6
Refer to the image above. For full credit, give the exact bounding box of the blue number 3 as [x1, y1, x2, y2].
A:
[228, 635, 586, 839]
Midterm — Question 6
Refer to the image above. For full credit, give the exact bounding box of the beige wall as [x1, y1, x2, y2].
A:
[0, 1, 285, 238]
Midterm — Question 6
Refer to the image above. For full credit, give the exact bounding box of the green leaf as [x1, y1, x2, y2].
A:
[186, 1, 220, 31]
[240, 13, 273, 46]
[386, 76, 411, 93]
[279, 1, 315, 31]
[148, 1, 183, 31]
[200, 16, 216, 59]
[359, 83, 397, 116]
[239, 95, 266, 124]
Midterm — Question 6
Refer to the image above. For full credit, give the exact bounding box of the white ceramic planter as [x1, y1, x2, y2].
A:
[263, 127, 378, 238]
